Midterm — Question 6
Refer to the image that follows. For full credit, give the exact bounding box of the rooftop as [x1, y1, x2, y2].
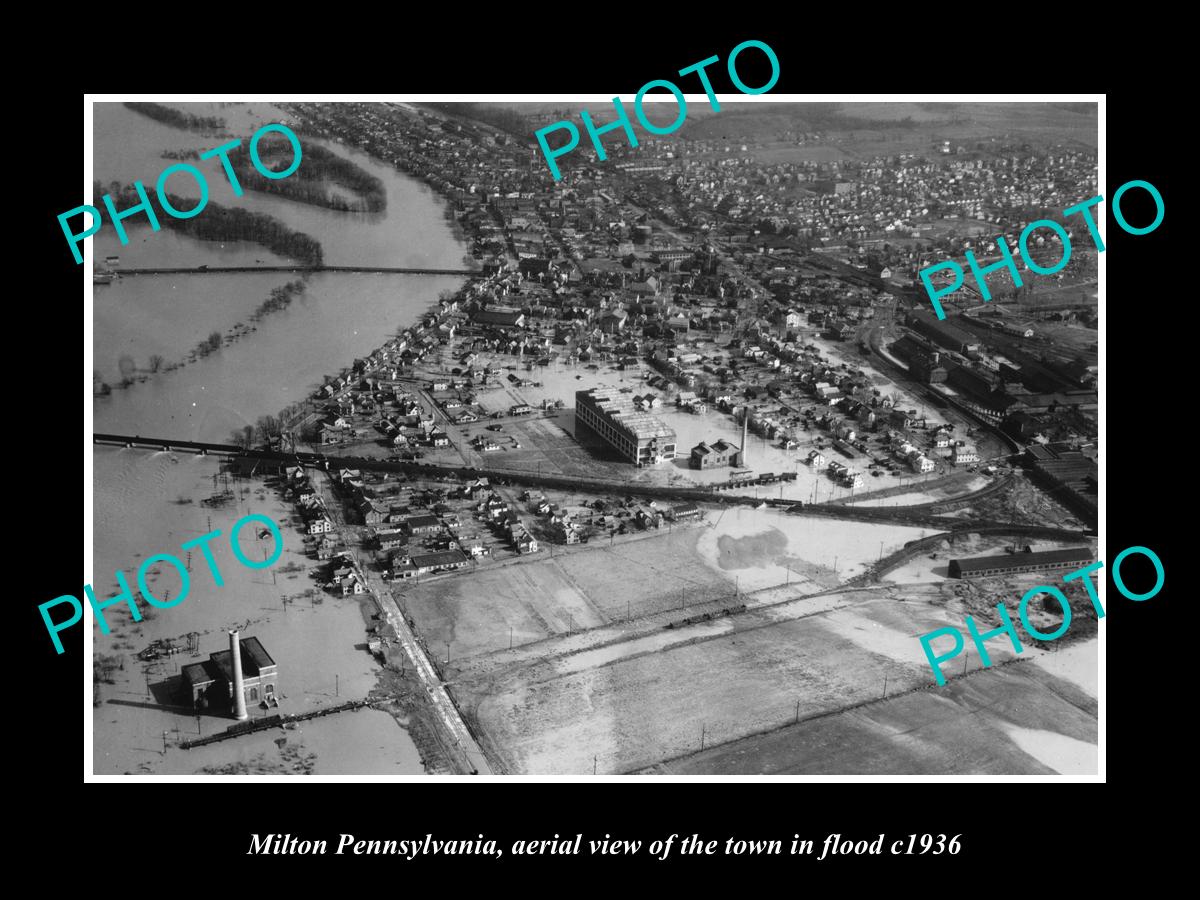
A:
[950, 547, 1093, 574]
[411, 549, 469, 568]
[210, 636, 276, 682]
[578, 388, 676, 442]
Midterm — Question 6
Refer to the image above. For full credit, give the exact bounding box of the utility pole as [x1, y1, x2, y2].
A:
[162, 730, 168, 756]
[509, 626, 513, 650]
[795, 700, 800, 724]
[445, 641, 451, 664]
[883, 674, 888, 699]
[700, 723, 706, 750]
[593, 755, 598, 775]
[335, 674, 339, 697]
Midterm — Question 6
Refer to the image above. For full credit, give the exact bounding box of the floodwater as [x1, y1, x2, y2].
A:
[1003, 725, 1097, 775]
[92, 101, 466, 404]
[1029, 638, 1099, 697]
[90, 102, 468, 775]
[96, 271, 465, 441]
[694, 506, 933, 593]
[90, 446, 401, 775]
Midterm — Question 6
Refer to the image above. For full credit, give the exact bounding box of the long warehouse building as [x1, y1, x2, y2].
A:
[948, 547, 1094, 579]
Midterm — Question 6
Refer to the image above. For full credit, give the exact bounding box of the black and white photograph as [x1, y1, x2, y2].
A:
[78, 95, 1111, 780]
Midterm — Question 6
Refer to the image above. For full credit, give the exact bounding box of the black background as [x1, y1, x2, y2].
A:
[22, 24, 1174, 881]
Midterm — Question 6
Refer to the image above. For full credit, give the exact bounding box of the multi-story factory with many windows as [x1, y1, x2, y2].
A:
[575, 388, 677, 467]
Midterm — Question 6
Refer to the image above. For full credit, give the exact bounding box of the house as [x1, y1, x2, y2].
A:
[551, 520, 581, 544]
[460, 536, 489, 557]
[375, 529, 406, 551]
[807, 450, 826, 468]
[908, 452, 936, 473]
[951, 445, 979, 465]
[308, 517, 333, 535]
[828, 321, 853, 341]
[357, 500, 384, 525]
[599, 309, 629, 333]
[636, 506, 663, 529]
[668, 503, 702, 521]
[314, 534, 339, 560]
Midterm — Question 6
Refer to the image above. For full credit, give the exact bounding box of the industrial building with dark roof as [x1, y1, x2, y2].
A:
[948, 547, 1094, 579]
[180, 633, 278, 715]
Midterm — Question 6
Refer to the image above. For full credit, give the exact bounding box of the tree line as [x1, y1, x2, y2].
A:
[97, 182, 324, 265]
[160, 139, 386, 213]
[426, 102, 528, 139]
[249, 280, 307, 322]
[239, 138, 386, 212]
[125, 102, 225, 131]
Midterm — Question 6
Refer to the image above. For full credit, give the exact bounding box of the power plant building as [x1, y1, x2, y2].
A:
[690, 439, 743, 469]
[181, 631, 278, 718]
[575, 388, 676, 466]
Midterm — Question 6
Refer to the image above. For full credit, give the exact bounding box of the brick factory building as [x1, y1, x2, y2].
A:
[575, 388, 676, 466]
[180, 631, 277, 718]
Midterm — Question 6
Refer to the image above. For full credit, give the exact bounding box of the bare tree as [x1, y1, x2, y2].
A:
[255, 415, 282, 443]
[231, 425, 255, 449]
[148, 354, 165, 373]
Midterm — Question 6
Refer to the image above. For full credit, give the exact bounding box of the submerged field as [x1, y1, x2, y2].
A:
[90, 447, 424, 775]
[401, 509, 933, 661]
[647, 654, 1097, 775]
[399, 507, 1094, 777]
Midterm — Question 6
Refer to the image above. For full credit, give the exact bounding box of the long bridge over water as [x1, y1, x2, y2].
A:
[110, 265, 479, 277]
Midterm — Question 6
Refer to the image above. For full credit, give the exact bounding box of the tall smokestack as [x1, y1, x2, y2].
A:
[229, 630, 249, 720]
[742, 407, 749, 465]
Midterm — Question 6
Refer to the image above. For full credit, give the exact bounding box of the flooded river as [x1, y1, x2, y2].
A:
[91, 102, 466, 775]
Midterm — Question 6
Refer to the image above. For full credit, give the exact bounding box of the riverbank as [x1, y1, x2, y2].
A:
[92, 102, 475, 775]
